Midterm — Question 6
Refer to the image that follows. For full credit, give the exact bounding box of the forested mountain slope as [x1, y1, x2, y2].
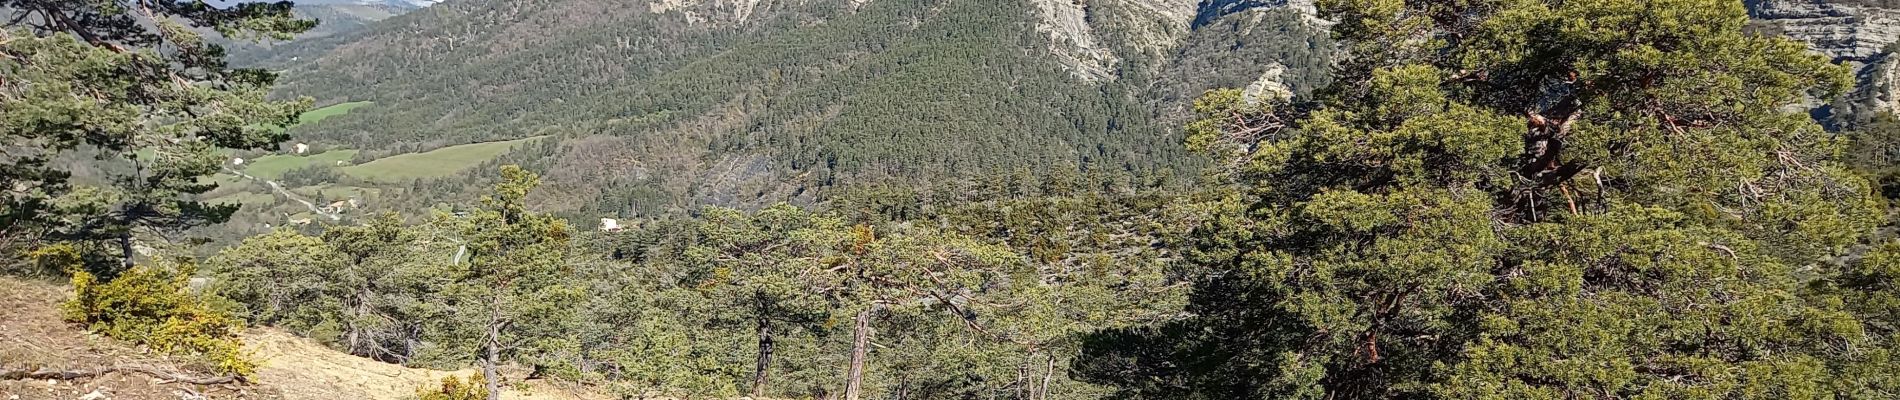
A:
[197, 0, 1895, 237]
[266, 0, 1334, 218]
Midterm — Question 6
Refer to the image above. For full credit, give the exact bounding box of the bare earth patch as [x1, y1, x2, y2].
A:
[245, 329, 598, 400]
[0, 277, 278, 399]
[2, 277, 598, 400]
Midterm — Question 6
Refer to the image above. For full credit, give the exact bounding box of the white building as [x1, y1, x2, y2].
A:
[600, 218, 621, 231]
[232, 157, 244, 165]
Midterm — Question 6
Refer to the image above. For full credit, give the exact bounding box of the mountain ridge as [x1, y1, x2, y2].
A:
[221, 2, 425, 68]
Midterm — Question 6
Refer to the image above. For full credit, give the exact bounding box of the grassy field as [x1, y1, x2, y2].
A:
[239, 150, 360, 180]
[264, 101, 373, 132]
[299, 101, 373, 125]
[343, 136, 544, 181]
[201, 170, 249, 185]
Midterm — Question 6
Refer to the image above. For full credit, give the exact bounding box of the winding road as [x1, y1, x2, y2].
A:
[221, 166, 341, 221]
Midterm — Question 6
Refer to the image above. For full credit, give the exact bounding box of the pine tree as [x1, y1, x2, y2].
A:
[687, 205, 839, 398]
[207, 228, 340, 329]
[1082, 0, 1896, 397]
[1, 1, 313, 271]
[1846, 113, 1900, 199]
[445, 165, 581, 400]
[322, 212, 428, 362]
[210, 213, 440, 364]
[833, 222, 1034, 400]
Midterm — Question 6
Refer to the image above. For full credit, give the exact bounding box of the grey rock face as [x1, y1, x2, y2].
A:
[1747, 0, 1900, 115]
[1749, 0, 1898, 62]
[1241, 62, 1294, 106]
[1872, 57, 1900, 114]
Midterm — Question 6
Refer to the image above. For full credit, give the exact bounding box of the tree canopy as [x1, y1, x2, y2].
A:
[2, 0, 313, 272]
[1076, 0, 1900, 397]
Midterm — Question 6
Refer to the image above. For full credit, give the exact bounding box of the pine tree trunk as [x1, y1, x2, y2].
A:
[117, 232, 133, 269]
[1015, 362, 1030, 400]
[119, 159, 138, 271]
[751, 318, 773, 398]
[844, 307, 872, 400]
[345, 321, 359, 357]
[484, 305, 502, 400]
[348, 284, 369, 356]
[1039, 353, 1056, 400]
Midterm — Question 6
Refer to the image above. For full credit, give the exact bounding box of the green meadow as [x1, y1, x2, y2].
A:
[264, 101, 374, 132]
[342, 136, 544, 182]
[239, 150, 360, 180]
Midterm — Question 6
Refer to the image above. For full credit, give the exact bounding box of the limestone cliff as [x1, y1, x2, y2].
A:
[1748, 0, 1900, 116]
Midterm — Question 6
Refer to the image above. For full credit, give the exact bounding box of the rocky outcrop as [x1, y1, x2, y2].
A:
[1241, 62, 1294, 106]
[1025, 0, 1333, 82]
[1191, 0, 1323, 28]
[645, 0, 796, 24]
[1870, 56, 1900, 115]
[1748, 0, 1897, 63]
[1025, 0, 1206, 81]
[1747, 0, 1900, 115]
[1032, 0, 1125, 80]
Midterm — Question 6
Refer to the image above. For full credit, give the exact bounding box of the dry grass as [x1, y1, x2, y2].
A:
[244, 329, 600, 400]
[2, 277, 599, 400]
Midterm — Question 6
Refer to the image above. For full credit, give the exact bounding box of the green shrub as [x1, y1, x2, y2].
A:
[417, 374, 489, 400]
[11, 244, 81, 278]
[60, 254, 256, 377]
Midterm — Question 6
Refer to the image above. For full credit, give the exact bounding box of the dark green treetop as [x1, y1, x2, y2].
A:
[442, 165, 581, 400]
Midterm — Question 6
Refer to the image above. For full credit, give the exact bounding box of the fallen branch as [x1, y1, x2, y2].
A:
[0, 365, 241, 385]
[1699, 242, 1737, 259]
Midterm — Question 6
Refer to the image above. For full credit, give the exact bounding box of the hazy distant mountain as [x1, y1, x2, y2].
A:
[221, 1, 427, 68]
